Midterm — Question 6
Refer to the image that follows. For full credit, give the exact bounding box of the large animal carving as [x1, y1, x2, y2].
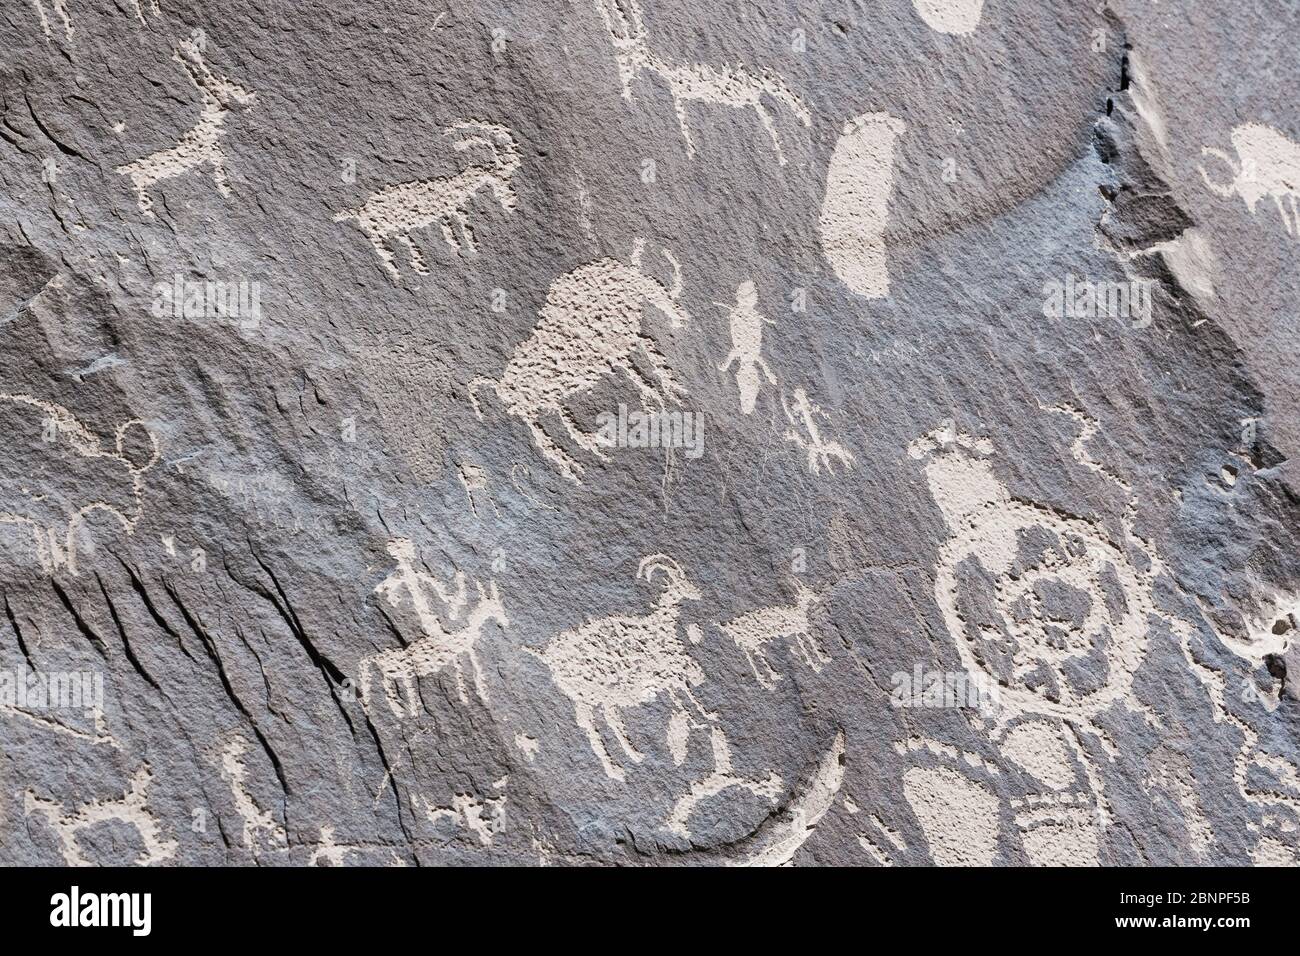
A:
[116, 38, 257, 216]
[526, 555, 711, 782]
[593, 0, 811, 166]
[334, 123, 521, 278]
[470, 239, 690, 483]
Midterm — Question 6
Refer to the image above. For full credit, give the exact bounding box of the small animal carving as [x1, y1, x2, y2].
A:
[526, 555, 711, 782]
[0, 393, 159, 574]
[470, 239, 690, 482]
[593, 0, 811, 166]
[116, 39, 257, 216]
[334, 123, 520, 278]
[361, 539, 508, 715]
[717, 280, 776, 415]
[782, 388, 855, 475]
[717, 581, 827, 689]
[1200, 122, 1300, 237]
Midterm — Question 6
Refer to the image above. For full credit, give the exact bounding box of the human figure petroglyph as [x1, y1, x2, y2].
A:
[717, 281, 776, 415]
[716, 581, 827, 689]
[470, 239, 690, 483]
[782, 388, 855, 475]
[526, 555, 711, 782]
[25, 766, 177, 866]
[334, 123, 520, 278]
[1200, 123, 1300, 237]
[820, 112, 906, 298]
[592, 0, 811, 166]
[0, 393, 159, 575]
[361, 539, 507, 715]
[116, 39, 257, 217]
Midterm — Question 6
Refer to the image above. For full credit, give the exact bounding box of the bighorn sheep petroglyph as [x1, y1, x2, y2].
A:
[1200, 122, 1300, 237]
[361, 539, 508, 715]
[334, 123, 521, 278]
[593, 0, 811, 166]
[116, 38, 257, 216]
[470, 239, 690, 483]
[526, 555, 711, 782]
[717, 581, 828, 689]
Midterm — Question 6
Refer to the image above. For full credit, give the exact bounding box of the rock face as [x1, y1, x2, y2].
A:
[0, 0, 1297, 866]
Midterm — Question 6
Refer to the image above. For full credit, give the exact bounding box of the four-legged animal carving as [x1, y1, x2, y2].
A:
[362, 539, 508, 715]
[116, 38, 257, 216]
[470, 238, 690, 483]
[593, 0, 811, 166]
[526, 555, 712, 782]
[717, 581, 827, 689]
[334, 123, 520, 278]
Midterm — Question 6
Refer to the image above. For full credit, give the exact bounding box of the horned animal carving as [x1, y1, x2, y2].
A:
[334, 123, 520, 277]
[592, 0, 811, 166]
[116, 38, 257, 216]
[717, 581, 828, 689]
[1199, 123, 1300, 237]
[360, 539, 508, 716]
[527, 555, 711, 782]
[470, 239, 690, 483]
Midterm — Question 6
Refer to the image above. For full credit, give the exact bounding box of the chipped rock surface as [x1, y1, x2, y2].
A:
[0, 0, 1297, 866]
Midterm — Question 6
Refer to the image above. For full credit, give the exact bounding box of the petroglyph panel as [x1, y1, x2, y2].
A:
[0, 0, 1297, 869]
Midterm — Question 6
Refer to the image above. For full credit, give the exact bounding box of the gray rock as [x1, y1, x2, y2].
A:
[0, 0, 1296, 866]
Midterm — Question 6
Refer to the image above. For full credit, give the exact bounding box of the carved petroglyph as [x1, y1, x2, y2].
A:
[361, 539, 508, 715]
[30, 0, 157, 42]
[0, 393, 159, 575]
[912, 0, 985, 35]
[116, 39, 257, 217]
[219, 735, 286, 853]
[737, 730, 845, 866]
[418, 787, 507, 845]
[24, 766, 177, 866]
[902, 764, 999, 865]
[334, 123, 520, 278]
[593, 0, 811, 166]
[664, 727, 782, 838]
[782, 388, 855, 475]
[527, 555, 712, 782]
[717, 281, 776, 415]
[820, 112, 906, 298]
[716, 581, 827, 689]
[1200, 123, 1300, 237]
[904, 409, 1215, 864]
[470, 240, 690, 483]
